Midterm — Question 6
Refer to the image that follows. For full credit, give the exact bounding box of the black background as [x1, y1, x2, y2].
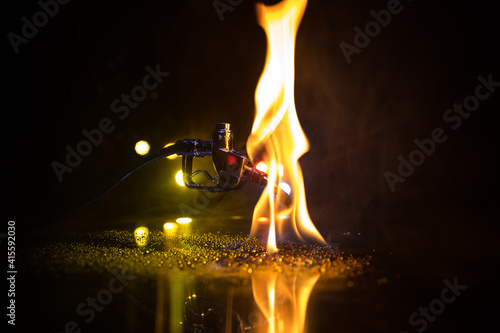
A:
[2, 0, 500, 331]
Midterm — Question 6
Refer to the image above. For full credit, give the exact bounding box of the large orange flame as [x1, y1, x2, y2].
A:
[247, 0, 326, 252]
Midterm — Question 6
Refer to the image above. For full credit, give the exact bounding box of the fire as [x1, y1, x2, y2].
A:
[251, 271, 320, 333]
[247, 0, 326, 251]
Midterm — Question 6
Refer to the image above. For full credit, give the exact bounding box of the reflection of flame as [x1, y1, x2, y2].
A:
[251, 271, 320, 333]
[247, 0, 326, 251]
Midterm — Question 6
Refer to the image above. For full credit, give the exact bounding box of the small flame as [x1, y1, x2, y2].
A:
[247, 0, 326, 251]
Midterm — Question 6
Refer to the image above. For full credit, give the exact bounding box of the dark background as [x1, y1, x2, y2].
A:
[2, 0, 499, 331]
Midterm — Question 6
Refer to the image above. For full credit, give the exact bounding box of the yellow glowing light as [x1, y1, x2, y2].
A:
[258, 217, 270, 224]
[175, 170, 184, 186]
[134, 227, 149, 246]
[164, 223, 175, 230]
[163, 222, 179, 234]
[163, 142, 178, 160]
[135, 140, 150, 155]
[176, 217, 192, 224]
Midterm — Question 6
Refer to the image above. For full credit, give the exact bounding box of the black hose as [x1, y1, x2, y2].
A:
[61, 144, 182, 220]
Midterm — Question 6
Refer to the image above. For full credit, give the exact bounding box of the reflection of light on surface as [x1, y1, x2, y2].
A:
[163, 222, 178, 234]
[164, 143, 178, 160]
[278, 215, 290, 220]
[175, 170, 184, 186]
[134, 227, 149, 246]
[135, 140, 150, 155]
[156, 268, 185, 333]
[256, 162, 268, 173]
[231, 216, 244, 220]
[252, 271, 320, 333]
[278, 182, 291, 195]
[176, 217, 192, 224]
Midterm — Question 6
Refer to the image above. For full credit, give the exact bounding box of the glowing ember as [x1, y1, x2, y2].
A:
[247, 0, 326, 252]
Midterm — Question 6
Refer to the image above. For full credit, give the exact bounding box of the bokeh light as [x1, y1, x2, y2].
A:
[164, 142, 178, 160]
[257, 217, 269, 224]
[176, 217, 192, 224]
[135, 140, 150, 155]
[134, 227, 149, 246]
[175, 170, 184, 186]
[256, 162, 268, 173]
[163, 222, 179, 234]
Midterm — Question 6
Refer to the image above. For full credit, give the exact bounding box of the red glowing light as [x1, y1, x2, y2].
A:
[228, 155, 237, 166]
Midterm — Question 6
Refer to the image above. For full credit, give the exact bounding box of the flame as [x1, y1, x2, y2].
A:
[251, 271, 320, 333]
[247, 0, 326, 251]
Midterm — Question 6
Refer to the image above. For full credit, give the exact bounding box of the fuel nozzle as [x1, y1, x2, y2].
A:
[176, 123, 264, 191]
[172, 123, 291, 206]
[66, 123, 289, 219]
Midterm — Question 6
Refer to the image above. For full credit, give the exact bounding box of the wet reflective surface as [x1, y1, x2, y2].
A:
[17, 217, 495, 333]
[21, 223, 368, 332]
